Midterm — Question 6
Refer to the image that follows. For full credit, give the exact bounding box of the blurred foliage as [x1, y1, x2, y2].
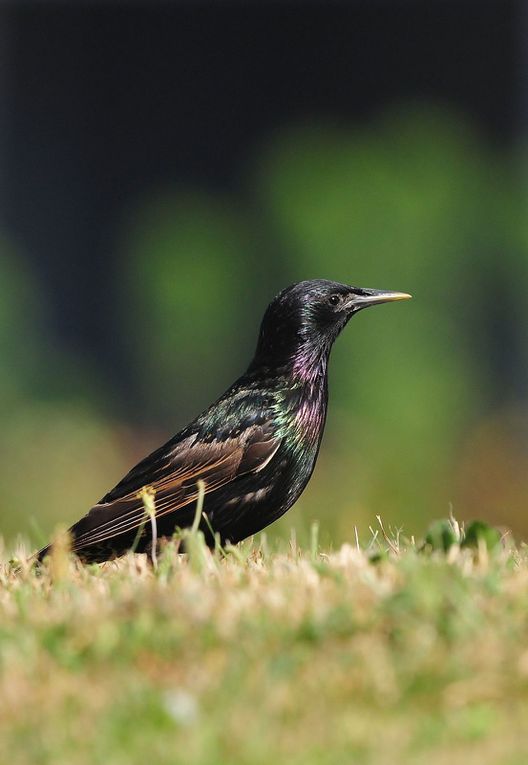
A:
[2, 105, 528, 548]
[119, 193, 256, 421]
[0, 234, 49, 404]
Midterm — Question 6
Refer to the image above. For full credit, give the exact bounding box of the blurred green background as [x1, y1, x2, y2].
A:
[1, 2, 527, 549]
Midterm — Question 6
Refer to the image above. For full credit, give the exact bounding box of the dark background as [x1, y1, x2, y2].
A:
[1, 1, 527, 549]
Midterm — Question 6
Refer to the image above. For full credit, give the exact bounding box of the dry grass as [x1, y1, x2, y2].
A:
[2, 524, 528, 765]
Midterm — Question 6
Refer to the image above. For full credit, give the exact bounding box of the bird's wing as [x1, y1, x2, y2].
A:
[68, 422, 281, 553]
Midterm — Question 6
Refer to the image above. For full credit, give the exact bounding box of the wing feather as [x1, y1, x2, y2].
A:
[68, 423, 280, 554]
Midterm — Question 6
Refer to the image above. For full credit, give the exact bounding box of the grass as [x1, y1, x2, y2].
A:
[2, 520, 528, 765]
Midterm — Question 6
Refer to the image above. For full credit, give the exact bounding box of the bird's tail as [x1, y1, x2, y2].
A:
[35, 544, 51, 564]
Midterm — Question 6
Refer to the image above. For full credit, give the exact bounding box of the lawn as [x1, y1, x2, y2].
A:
[2, 521, 528, 765]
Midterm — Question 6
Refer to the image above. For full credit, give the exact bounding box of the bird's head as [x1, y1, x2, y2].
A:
[251, 279, 411, 374]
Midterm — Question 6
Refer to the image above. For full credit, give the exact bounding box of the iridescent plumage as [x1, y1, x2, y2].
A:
[38, 280, 410, 563]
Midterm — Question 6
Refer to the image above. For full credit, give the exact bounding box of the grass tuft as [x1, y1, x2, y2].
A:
[1, 518, 528, 764]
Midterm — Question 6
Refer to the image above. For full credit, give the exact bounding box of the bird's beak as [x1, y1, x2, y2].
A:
[346, 288, 412, 310]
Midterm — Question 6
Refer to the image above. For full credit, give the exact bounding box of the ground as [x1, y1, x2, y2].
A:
[1, 521, 528, 765]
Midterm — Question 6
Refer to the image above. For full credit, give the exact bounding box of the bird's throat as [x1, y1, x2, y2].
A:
[280, 344, 329, 448]
[291, 340, 330, 385]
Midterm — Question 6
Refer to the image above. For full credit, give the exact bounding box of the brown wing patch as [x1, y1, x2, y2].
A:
[70, 425, 281, 553]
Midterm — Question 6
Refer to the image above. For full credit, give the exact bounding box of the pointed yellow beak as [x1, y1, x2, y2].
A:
[349, 289, 412, 308]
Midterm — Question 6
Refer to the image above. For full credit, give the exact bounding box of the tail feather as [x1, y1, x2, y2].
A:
[35, 544, 51, 564]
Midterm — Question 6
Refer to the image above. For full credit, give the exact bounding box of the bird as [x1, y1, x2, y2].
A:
[37, 280, 410, 563]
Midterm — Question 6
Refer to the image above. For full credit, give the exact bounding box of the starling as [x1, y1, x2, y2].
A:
[38, 280, 410, 563]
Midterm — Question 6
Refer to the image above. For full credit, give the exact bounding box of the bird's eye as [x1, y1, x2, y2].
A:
[328, 294, 341, 307]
